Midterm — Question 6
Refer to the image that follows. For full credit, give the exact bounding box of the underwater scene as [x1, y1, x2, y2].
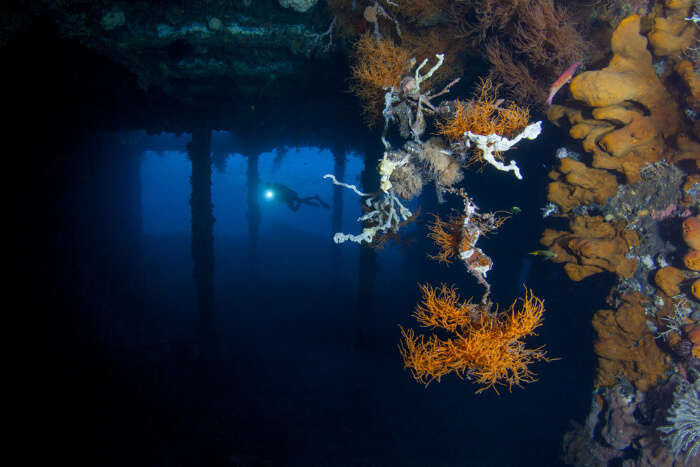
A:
[7, 0, 700, 466]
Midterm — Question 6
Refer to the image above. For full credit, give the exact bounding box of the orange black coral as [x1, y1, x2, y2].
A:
[399, 284, 551, 393]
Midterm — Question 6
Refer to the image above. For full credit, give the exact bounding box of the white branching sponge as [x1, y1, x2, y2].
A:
[464, 121, 542, 180]
[322, 173, 412, 245]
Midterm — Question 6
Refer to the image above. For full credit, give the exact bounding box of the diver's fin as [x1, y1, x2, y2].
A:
[301, 195, 330, 208]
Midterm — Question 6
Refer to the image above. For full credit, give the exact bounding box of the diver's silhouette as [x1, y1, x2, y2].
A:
[263, 182, 330, 212]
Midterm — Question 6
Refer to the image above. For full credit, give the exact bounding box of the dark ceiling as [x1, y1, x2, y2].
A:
[3, 0, 370, 150]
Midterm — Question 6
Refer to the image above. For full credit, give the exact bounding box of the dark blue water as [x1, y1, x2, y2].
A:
[11, 126, 615, 466]
[8, 25, 611, 467]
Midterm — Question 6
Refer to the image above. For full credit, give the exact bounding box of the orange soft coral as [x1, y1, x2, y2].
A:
[412, 283, 476, 332]
[438, 78, 530, 143]
[426, 213, 465, 264]
[350, 34, 412, 124]
[399, 285, 551, 393]
[437, 100, 472, 141]
[425, 198, 509, 299]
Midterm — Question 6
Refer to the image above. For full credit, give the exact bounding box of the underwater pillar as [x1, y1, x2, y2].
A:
[246, 153, 261, 287]
[355, 145, 379, 344]
[188, 128, 216, 360]
[330, 145, 346, 286]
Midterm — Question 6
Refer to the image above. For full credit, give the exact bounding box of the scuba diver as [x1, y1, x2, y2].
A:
[263, 182, 330, 212]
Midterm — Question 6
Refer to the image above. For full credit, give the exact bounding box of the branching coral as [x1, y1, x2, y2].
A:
[437, 78, 531, 143]
[326, 9, 552, 396]
[402, 28, 467, 79]
[426, 213, 465, 265]
[345, 2, 469, 126]
[329, 0, 467, 103]
[435, 79, 539, 180]
[327, 52, 463, 245]
[450, 0, 588, 106]
[399, 186, 551, 394]
[426, 190, 509, 299]
[399, 284, 550, 393]
[339, 39, 540, 247]
[323, 172, 414, 245]
[333, 0, 587, 111]
[350, 34, 412, 124]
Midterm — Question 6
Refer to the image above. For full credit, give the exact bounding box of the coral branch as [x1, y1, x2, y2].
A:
[399, 285, 551, 393]
[426, 189, 510, 301]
